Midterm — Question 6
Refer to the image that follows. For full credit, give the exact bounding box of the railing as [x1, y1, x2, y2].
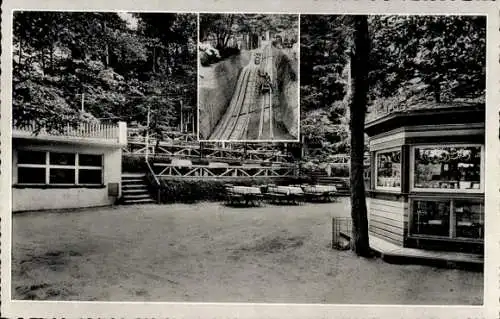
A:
[304, 152, 371, 166]
[365, 100, 483, 124]
[124, 134, 295, 164]
[152, 163, 297, 178]
[13, 121, 120, 140]
[128, 128, 196, 143]
[145, 160, 161, 204]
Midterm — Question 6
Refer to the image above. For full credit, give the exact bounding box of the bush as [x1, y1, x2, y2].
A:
[156, 177, 303, 203]
[150, 156, 172, 164]
[219, 47, 240, 59]
[191, 158, 210, 166]
[330, 165, 350, 178]
[200, 47, 240, 67]
[122, 155, 146, 173]
[123, 155, 176, 173]
[200, 51, 219, 67]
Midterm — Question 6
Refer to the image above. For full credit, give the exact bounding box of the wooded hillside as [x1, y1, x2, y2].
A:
[13, 12, 197, 133]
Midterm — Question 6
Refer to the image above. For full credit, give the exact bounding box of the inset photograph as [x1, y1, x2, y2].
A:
[198, 13, 299, 141]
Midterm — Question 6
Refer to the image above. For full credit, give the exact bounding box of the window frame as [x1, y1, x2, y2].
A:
[16, 150, 104, 186]
[409, 197, 484, 242]
[374, 147, 402, 192]
[409, 144, 484, 194]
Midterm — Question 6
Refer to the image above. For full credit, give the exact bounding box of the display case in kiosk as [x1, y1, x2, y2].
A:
[364, 103, 484, 254]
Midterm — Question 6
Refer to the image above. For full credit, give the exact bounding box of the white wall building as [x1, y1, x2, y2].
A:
[12, 122, 127, 212]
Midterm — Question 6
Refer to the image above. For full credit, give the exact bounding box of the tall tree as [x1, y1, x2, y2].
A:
[13, 11, 197, 133]
[348, 15, 370, 256]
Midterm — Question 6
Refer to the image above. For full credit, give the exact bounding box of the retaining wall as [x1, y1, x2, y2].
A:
[273, 47, 299, 138]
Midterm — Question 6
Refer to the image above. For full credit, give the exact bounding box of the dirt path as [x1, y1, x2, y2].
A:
[12, 199, 482, 304]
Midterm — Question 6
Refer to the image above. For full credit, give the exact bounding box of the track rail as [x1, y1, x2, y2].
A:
[209, 45, 278, 141]
[210, 67, 251, 140]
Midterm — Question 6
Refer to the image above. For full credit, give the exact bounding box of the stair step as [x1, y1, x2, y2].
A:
[123, 193, 152, 199]
[122, 189, 149, 194]
[123, 198, 156, 204]
[122, 185, 148, 192]
[119, 173, 155, 204]
[121, 178, 145, 183]
[122, 182, 147, 189]
[122, 173, 146, 178]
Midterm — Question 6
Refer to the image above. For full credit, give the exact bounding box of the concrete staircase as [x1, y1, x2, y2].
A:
[121, 173, 156, 204]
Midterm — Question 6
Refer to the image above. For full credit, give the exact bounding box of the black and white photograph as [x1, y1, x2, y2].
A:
[299, 14, 486, 304]
[8, 11, 486, 305]
[1, 1, 497, 318]
[198, 13, 299, 141]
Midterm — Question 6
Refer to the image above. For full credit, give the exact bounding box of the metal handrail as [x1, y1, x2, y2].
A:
[145, 160, 160, 185]
[145, 159, 161, 203]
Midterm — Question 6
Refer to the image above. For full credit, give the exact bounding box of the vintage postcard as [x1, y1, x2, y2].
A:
[198, 13, 299, 142]
[1, 0, 499, 318]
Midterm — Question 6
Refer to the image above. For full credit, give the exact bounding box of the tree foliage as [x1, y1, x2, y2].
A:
[300, 15, 486, 158]
[369, 15, 485, 105]
[200, 13, 298, 50]
[13, 11, 197, 135]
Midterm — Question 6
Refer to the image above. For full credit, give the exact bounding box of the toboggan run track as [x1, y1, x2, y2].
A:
[209, 45, 275, 141]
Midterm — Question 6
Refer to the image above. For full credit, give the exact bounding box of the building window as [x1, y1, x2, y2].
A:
[18, 167, 46, 184]
[412, 145, 482, 192]
[412, 200, 450, 237]
[16, 150, 103, 186]
[411, 198, 484, 240]
[375, 149, 401, 190]
[50, 152, 75, 165]
[454, 200, 484, 239]
[50, 168, 76, 184]
[18, 150, 46, 164]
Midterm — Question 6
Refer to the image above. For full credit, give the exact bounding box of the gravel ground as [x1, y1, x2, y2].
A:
[12, 198, 483, 304]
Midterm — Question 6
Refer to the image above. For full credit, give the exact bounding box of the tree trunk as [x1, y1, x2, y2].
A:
[40, 47, 46, 75]
[152, 46, 156, 73]
[104, 22, 109, 68]
[349, 15, 371, 257]
[50, 45, 54, 73]
[18, 36, 22, 64]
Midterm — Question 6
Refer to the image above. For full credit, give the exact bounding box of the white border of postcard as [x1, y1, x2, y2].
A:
[2, 1, 499, 318]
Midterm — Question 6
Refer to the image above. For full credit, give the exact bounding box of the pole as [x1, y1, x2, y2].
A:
[145, 105, 150, 161]
[81, 93, 85, 112]
[192, 113, 195, 134]
[269, 45, 274, 138]
[180, 99, 184, 133]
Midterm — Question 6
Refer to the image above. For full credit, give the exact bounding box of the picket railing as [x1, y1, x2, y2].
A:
[13, 121, 121, 140]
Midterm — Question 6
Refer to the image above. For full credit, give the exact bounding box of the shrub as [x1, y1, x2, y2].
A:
[123, 156, 176, 173]
[150, 156, 172, 164]
[330, 165, 350, 178]
[219, 47, 240, 59]
[122, 155, 146, 173]
[155, 177, 303, 203]
[191, 158, 210, 165]
[200, 47, 241, 67]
